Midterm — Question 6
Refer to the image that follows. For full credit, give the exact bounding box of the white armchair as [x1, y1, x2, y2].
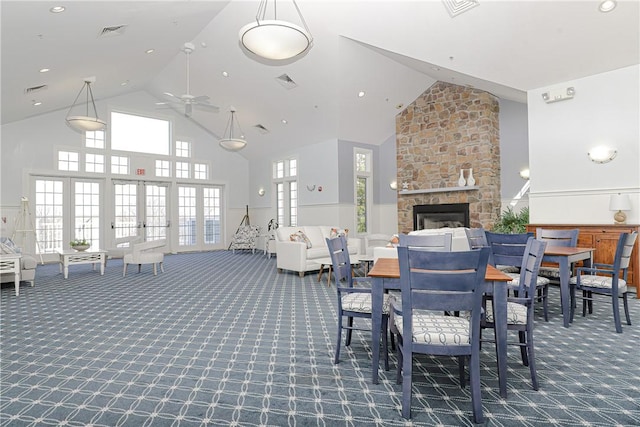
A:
[123, 239, 166, 277]
[106, 235, 142, 266]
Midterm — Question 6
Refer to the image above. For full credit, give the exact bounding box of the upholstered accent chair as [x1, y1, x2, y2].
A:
[123, 239, 166, 276]
[326, 235, 391, 368]
[106, 235, 142, 266]
[570, 231, 638, 333]
[0, 237, 36, 289]
[229, 225, 261, 254]
[391, 246, 490, 422]
[481, 237, 547, 391]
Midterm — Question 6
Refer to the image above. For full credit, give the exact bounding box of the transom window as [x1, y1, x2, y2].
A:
[110, 111, 170, 155]
[58, 151, 78, 171]
[85, 130, 105, 149]
[155, 160, 171, 177]
[176, 140, 191, 158]
[176, 161, 190, 179]
[111, 155, 129, 175]
[85, 153, 104, 173]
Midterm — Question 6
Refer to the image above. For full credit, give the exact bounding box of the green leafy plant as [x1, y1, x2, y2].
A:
[491, 206, 529, 234]
[70, 239, 89, 247]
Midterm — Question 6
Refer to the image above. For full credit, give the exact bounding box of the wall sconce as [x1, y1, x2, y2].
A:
[519, 168, 530, 180]
[258, 188, 265, 197]
[389, 180, 398, 190]
[542, 86, 575, 103]
[588, 146, 617, 163]
[609, 193, 631, 224]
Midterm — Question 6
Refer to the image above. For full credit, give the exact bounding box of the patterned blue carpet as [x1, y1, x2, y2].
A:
[1, 251, 639, 426]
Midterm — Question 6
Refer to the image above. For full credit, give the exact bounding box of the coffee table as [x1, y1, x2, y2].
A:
[0, 253, 22, 295]
[315, 255, 361, 286]
[58, 249, 107, 279]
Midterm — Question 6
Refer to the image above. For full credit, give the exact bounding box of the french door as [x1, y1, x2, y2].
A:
[177, 185, 223, 251]
[113, 181, 169, 242]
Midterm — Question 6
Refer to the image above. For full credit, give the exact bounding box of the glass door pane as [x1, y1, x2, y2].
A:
[203, 187, 221, 245]
[145, 184, 167, 241]
[34, 179, 64, 253]
[178, 186, 196, 246]
[114, 183, 138, 239]
[73, 181, 100, 249]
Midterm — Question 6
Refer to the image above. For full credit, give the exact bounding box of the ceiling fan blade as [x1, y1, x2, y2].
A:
[163, 92, 180, 100]
[192, 95, 210, 102]
[194, 103, 220, 113]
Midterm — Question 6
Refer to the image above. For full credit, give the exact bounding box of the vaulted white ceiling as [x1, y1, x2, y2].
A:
[2, 1, 639, 162]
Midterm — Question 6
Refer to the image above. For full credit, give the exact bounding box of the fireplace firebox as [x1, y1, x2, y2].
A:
[413, 203, 470, 230]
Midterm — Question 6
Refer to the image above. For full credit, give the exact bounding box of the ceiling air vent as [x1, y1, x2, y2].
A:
[98, 24, 128, 38]
[442, 0, 479, 17]
[253, 124, 270, 134]
[24, 84, 48, 94]
[275, 74, 298, 90]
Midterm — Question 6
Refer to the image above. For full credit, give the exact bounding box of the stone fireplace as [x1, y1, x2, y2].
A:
[414, 203, 470, 230]
[396, 82, 501, 233]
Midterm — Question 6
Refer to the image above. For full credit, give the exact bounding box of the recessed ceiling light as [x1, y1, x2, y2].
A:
[39, 68, 50, 73]
[49, 6, 65, 13]
[33, 101, 42, 106]
[599, 0, 617, 12]
[120, 80, 129, 86]
[222, 71, 229, 77]
[145, 49, 155, 54]
[281, 119, 288, 124]
[358, 91, 366, 98]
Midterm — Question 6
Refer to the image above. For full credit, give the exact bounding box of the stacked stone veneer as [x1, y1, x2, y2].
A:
[396, 82, 501, 233]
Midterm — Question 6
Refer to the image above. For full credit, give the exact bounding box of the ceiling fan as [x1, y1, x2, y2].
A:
[156, 42, 219, 117]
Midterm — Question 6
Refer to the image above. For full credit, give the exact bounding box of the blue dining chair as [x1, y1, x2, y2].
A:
[391, 246, 490, 422]
[570, 231, 638, 333]
[326, 235, 391, 367]
[481, 237, 547, 390]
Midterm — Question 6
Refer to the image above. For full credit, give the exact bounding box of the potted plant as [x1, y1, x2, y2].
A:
[70, 239, 90, 251]
[491, 206, 529, 233]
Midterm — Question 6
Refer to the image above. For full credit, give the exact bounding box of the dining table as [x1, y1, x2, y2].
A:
[367, 257, 513, 398]
[541, 246, 594, 327]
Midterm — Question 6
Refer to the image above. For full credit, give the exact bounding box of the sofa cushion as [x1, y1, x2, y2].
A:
[21, 255, 37, 270]
[307, 247, 329, 259]
[302, 227, 326, 248]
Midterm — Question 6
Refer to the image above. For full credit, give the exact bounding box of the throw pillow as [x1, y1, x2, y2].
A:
[330, 228, 349, 239]
[388, 234, 399, 247]
[0, 237, 19, 254]
[290, 231, 312, 249]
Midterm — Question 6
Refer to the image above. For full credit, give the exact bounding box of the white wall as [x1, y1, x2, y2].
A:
[528, 65, 640, 224]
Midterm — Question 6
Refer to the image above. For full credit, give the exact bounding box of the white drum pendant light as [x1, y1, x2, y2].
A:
[239, 0, 313, 61]
[219, 107, 247, 152]
[65, 77, 106, 132]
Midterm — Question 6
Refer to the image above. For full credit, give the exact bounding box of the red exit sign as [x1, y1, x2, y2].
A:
[136, 168, 145, 175]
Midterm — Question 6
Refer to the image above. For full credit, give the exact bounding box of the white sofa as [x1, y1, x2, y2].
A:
[373, 227, 470, 261]
[275, 226, 360, 277]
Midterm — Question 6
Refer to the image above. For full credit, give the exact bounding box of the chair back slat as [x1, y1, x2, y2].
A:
[485, 231, 533, 268]
[398, 233, 452, 252]
[465, 228, 489, 250]
[325, 235, 353, 285]
[515, 238, 547, 296]
[536, 228, 579, 247]
[616, 232, 638, 271]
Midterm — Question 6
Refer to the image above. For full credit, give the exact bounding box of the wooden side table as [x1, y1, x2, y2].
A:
[0, 254, 22, 296]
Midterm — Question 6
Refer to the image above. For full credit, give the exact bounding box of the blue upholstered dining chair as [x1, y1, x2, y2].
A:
[481, 237, 547, 391]
[391, 246, 490, 422]
[535, 228, 579, 320]
[326, 235, 391, 367]
[570, 231, 638, 333]
[485, 231, 551, 320]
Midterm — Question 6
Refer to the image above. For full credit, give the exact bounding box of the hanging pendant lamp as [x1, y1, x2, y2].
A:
[65, 76, 106, 133]
[219, 107, 247, 152]
[239, 0, 313, 61]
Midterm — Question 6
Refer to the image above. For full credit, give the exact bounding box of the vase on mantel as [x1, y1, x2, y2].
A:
[467, 168, 476, 186]
[458, 169, 466, 187]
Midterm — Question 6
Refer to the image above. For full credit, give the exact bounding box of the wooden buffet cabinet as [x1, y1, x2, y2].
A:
[526, 224, 640, 298]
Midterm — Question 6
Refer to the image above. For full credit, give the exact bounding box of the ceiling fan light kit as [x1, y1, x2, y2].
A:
[65, 77, 106, 133]
[239, 0, 313, 61]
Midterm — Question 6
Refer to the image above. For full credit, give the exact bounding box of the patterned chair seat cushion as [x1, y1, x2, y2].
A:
[505, 272, 550, 287]
[497, 265, 520, 274]
[484, 300, 527, 324]
[394, 311, 470, 346]
[570, 275, 627, 295]
[341, 292, 391, 314]
[537, 266, 572, 279]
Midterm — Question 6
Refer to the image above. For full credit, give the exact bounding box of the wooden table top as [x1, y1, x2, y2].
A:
[368, 257, 512, 281]
[543, 247, 594, 256]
